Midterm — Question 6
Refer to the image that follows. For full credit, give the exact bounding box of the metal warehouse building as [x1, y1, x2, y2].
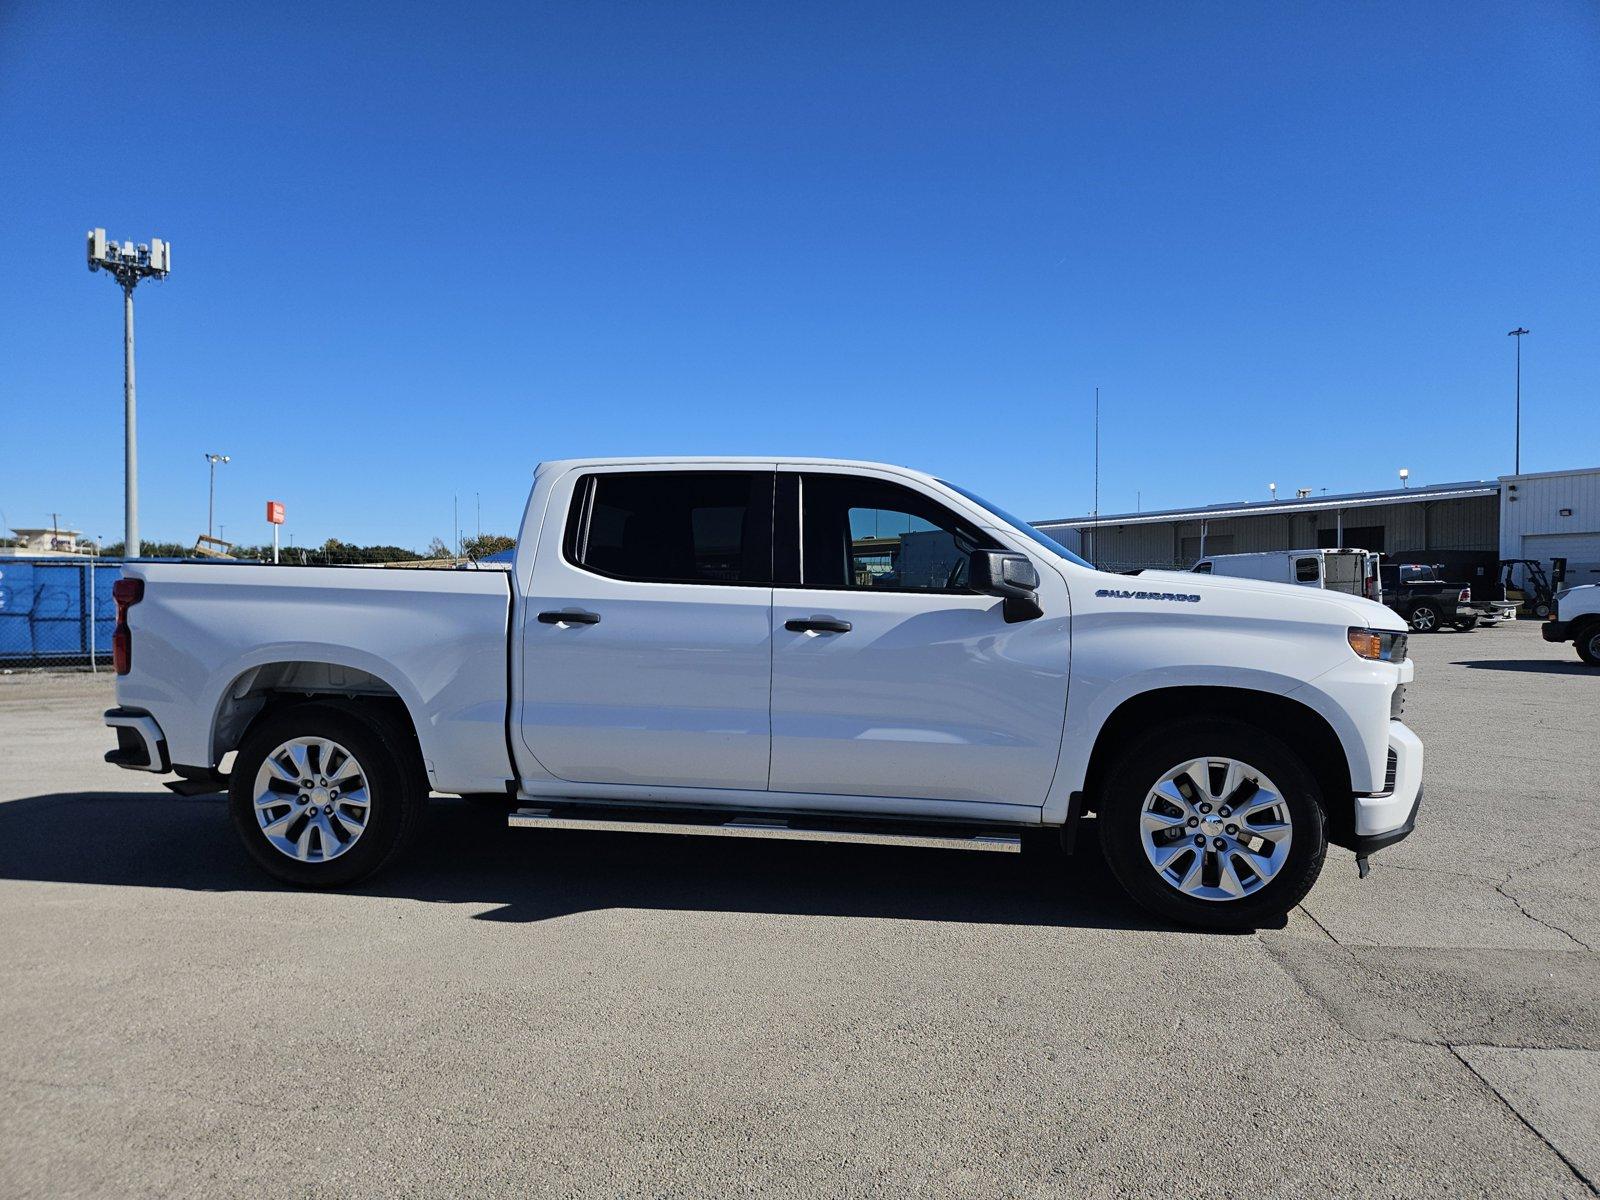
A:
[1034, 465, 1600, 586]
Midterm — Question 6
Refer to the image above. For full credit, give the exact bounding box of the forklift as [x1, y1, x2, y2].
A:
[1500, 558, 1566, 619]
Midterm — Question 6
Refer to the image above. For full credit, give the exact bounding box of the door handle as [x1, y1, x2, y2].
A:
[785, 618, 852, 634]
[538, 610, 600, 625]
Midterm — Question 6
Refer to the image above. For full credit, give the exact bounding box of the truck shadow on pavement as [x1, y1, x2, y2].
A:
[1451, 658, 1595, 675]
[0, 793, 1181, 932]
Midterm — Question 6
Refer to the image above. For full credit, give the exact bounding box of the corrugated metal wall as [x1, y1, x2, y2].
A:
[1499, 469, 1600, 549]
[1499, 468, 1600, 584]
[1067, 495, 1499, 573]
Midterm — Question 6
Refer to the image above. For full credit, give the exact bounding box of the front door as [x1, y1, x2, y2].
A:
[768, 469, 1070, 806]
[519, 466, 775, 790]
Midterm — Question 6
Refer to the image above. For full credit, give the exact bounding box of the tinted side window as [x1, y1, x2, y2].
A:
[1294, 557, 1320, 583]
[1194, 562, 1213, 574]
[567, 472, 773, 585]
[799, 474, 996, 591]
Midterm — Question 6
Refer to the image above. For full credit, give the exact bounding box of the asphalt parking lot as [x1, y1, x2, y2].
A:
[1, 622, 1596, 1198]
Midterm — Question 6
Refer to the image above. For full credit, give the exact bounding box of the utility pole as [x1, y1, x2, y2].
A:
[87, 229, 171, 558]
[1092, 386, 1100, 570]
[204, 453, 231, 538]
[1508, 327, 1530, 475]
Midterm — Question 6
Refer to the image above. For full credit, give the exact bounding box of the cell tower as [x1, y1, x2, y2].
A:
[87, 228, 172, 557]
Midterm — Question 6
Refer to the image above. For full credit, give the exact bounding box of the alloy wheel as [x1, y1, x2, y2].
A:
[252, 737, 372, 863]
[1139, 756, 1293, 902]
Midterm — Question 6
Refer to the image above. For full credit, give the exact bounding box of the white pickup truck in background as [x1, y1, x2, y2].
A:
[104, 457, 1423, 930]
[1544, 583, 1600, 666]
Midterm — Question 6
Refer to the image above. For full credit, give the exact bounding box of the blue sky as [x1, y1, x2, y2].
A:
[2, 1, 1596, 550]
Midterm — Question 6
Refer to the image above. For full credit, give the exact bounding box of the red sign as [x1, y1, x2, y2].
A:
[266, 500, 285, 525]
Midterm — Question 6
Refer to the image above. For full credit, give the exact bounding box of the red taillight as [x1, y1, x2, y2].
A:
[1459, 587, 1471, 603]
[112, 577, 144, 675]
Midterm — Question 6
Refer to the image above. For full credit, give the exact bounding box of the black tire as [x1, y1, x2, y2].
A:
[1577, 624, 1600, 668]
[1408, 602, 1442, 633]
[1534, 602, 1553, 619]
[1451, 616, 1479, 632]
[228, 703, 427, 888]
[1098, 718, 1328, 932]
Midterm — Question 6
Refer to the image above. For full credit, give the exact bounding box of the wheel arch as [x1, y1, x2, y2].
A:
[1081, 686, 1355, 848]
[211, 660, 427, 782]
[1568, 613, 1600, 642]
[1570, 614, 1600, 662]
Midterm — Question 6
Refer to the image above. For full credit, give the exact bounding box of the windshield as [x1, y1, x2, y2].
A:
[938, 480, 1094, 568]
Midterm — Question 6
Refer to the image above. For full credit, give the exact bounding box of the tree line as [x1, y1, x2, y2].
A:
[91, 533, 517, 564]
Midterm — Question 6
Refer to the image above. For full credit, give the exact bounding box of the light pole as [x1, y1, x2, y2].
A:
[1508, 327, 1529, 475]
[87, 230, 171, 557]
[1399, 468, 1410, 489]
[204, 453, 231, 539]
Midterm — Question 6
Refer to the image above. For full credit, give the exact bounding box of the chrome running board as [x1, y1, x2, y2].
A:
[507, 806, 1022, 853]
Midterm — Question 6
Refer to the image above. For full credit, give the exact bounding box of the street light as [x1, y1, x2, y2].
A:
[87, 229, 171, 557]
[1399, 468, 1410, 488]
[1508, 327, 1530, 475]
[204, 453, 231, 539]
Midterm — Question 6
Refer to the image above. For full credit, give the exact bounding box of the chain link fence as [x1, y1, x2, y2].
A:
[0, 550, 483, 670]
[0, 557, 124, 672]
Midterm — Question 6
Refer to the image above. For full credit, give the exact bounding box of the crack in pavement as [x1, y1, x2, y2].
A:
[1448, 1046, 1599, 1196]
[1496, 876, 1596, 953]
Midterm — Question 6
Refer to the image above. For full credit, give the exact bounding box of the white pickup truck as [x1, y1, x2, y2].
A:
[104, 457, 1423, 930]
[1543, 583, 1600, 666]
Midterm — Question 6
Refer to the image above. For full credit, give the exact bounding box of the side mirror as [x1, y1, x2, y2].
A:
[970, 550, 1043, 622]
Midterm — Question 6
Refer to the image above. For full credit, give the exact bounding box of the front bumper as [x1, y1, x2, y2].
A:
[104, 707, 170, 773]
[1351, 719, 1423, 856]
[1542, 620, 1570, 643]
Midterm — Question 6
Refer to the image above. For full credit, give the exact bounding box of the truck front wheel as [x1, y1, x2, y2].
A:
[1098, 719, 1328, 931]
[1577, 624, 1600, 667]
[228, 704, 427, 888]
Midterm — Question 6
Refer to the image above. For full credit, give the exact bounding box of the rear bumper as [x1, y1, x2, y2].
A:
[1351, 720, 1423, 853]
[104, 707, 170, 773]
[1542, 620, 1570, 643]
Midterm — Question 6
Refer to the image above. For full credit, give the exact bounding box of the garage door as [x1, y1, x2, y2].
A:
[1522, 532, 1600, 585]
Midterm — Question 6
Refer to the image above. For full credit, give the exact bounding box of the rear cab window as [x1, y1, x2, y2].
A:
[564, 471, 774, 585]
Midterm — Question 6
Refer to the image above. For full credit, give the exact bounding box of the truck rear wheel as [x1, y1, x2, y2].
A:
[228, 704, 427, 888]
[1408, 602, 1441, 632]
[1098, 719, 1328, 931]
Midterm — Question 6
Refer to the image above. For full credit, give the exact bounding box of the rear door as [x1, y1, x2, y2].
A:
[1323, 552, 1364, 596]
[518, 466, 775, 789]
[767, 468, 1070, 806]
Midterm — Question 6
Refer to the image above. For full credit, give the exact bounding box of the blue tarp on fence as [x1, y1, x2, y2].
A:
[0, 558, 127, 665]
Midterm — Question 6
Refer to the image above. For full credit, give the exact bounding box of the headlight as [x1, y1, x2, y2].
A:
[1348, 627, 1408, 663]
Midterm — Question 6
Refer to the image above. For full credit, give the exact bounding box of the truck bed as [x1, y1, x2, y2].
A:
[117, 561, 515, 794]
